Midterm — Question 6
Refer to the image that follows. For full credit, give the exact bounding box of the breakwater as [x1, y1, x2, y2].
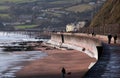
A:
[48, 33, 105, 60]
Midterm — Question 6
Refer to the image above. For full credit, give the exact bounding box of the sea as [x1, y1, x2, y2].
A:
[0, 31, 47, 78]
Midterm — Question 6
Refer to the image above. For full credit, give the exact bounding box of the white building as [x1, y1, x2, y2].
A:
[66, 23, 76, 32]
[76, 21, 86, 28]
[66, 21, 86, 32]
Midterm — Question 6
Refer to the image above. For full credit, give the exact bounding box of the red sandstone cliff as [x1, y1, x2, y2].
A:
[90, 0, 120, 27]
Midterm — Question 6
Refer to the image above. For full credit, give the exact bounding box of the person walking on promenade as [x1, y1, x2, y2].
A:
[61, 67, 66, 78]
[108, 34, 112, 44]
[113, 34, 117, 44]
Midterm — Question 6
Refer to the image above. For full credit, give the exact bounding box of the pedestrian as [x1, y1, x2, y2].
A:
[61, 67, 66, 78]
[113, 34, 117, 44]
[108, 34, 112, 44]
[92, 32, 94, 36]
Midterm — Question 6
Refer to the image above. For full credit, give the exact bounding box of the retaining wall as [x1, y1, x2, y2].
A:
[49, 33, 103, 60]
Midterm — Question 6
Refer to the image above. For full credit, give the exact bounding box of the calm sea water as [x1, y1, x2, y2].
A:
[0, 32, 47, 78]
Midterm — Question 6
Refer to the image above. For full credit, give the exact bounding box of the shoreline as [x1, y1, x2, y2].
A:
[15, 44, 96, 78]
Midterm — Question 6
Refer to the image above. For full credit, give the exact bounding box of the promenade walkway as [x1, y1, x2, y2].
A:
[51, 33, 120, 78]
[84, 43, 120, 78]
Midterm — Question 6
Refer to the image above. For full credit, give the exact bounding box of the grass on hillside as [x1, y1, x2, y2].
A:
[50, 0, 82, 4]
[45, 11, 62, 17]
[0, 14, 10, 18]
[0, 6, 9, 11]
[0, 0, 37, 4]
[90, 0, 120, 27]
[66, 4, 93, 12]
[15, 24, 38, 29]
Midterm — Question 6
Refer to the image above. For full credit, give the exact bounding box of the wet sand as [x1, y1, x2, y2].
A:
[15, 45, 96, 78]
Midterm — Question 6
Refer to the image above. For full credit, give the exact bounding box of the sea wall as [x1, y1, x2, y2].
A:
[48, 33, 103, 60]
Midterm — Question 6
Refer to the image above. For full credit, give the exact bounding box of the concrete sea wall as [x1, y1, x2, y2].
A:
[48, 33, 103, 60]
[47, 32, 120, 78]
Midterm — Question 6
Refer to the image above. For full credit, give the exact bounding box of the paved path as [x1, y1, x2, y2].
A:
[83, 43, 120, 78]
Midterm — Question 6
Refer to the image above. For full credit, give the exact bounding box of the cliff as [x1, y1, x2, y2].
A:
[90, 0, 120, 27]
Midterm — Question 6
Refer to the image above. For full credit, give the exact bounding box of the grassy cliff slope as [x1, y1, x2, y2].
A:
[66, 4, 93, 12]
[90, 0, 120, 27]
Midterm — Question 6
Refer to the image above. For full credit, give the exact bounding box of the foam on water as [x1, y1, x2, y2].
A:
[0, 32, 42, 44]
[0, 32, 48, 78]
[0, 51, 47, 78]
